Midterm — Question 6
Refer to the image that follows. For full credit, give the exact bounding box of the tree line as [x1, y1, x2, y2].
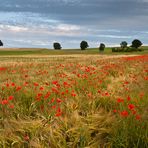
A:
[53, 39, 143, 52]
[0, 39, 143, 52]
[0, 40, 3, 46]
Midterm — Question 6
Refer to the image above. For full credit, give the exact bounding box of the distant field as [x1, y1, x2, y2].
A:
[0, 46, 148, 56]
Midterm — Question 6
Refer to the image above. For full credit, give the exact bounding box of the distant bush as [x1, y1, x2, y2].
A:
[112, 47, 124, 52]
[120, 41, 128, 49]
[99, 43, 105, 52]
[112, 47, 143, 52]
[53, 42, 62, 50]
[0, 40, 3, 46]
[80, 41, 89, 50]
[112, 39, 143, 52]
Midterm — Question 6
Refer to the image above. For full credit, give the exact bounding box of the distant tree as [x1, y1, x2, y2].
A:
[131, 39, 142, 49]
[80, 41, 89, 50]
[53, 42, 62, 50]
[120, 41, 128, 49]
[99, 43, 105, 52]
[0, 40, 3, 46]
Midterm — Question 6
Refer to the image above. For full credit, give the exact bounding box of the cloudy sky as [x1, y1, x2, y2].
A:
[0, 0, 148, 48]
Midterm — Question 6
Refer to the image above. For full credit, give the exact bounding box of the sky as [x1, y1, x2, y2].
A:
[0, 0, 148, 49]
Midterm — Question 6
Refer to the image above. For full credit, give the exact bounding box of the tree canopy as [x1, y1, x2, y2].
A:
[53, 42, 62, 50]
[99, 43, 105, 51]
[132, 39, 142, 49]
[120, 41, 128, 49]
[80, 41, 89, 50]
[0, 40, 3, 46]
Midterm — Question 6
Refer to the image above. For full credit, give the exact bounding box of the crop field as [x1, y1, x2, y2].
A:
[0, 54, 148, 148]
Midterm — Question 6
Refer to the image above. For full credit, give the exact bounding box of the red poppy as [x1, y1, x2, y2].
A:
[104, 92, 110, 96]
[6, 83, 9, 87]
[24, 135, 29, 141]
[16, 86, 22, 91]
[9, 104, 14, 109]
[88, 93, 92, 97]
[124, 81, 129, 85]
[24, 82, 29, 86]
[52, 105, 56, 109]
[1, 100, 9, 105]
[127, 96, 131, 101]
[128, 104, 135, 110]
[117, 98, 124, 103]
[55, 107, 62, 117]
[98, 90, 101, 93]
[44, 92, 50, 99]
[120, 110, 129, 117]
[71, 92, 76, 97]
[34, 82, 39, 87]
[52, 81, 58, 85]
[0, 67, 7, 71]
[56, 98, 62, 103]
[61, 92, 65, 95]
[52, 87, 58, 93]
[11, 83, 15, 87]
[132, 110, 137, 115]
[8, 96, 14, 100]
[40, 87, 44, 91]
[135, 115, 141, 120]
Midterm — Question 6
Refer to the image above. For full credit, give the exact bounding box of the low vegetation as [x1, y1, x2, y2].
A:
[0, 46, 148, 56]
[0, 54, 148, 147]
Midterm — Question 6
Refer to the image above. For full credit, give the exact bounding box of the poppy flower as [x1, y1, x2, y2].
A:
[11, 83, 15, 87]
[1, 100, 9, 105]
[16, 86, 22, 91]
[56, 98, 62, 103]
[120, 110, 129, 117]
[127, 96, 131, 101]
[113, 109, 117, 113]
[135, 115, 141, 120]
[24, 135, 29, 141]
[55, 107, 62, 117]
[9, 104, 14, 109]
[34, 82, 39, 87]
[0, 67, 7, 71]
[128, 104, 135, 110]
[8, 96, 14, 100]
[117, 98, 124, 103]
[71, 92, 76, 97]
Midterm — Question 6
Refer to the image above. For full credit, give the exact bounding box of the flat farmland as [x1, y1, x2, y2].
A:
[0, 54, 148, 148]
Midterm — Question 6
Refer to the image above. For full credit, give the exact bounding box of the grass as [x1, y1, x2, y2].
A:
[0, 46, 148, 56]
[0, 53, 148, 147]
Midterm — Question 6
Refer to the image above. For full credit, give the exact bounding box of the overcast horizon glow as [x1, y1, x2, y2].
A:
[0, 0, 148, 49]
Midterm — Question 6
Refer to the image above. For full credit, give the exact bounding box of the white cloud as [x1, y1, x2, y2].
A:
[0, 23, 82, 37]
[97, 34, 132, 39]
[0, 25, 28, 32]
[56, 24, 80, 31]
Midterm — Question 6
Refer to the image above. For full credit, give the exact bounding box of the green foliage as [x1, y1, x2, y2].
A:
[53, 42, 62, 50]
[132, 39, 142, 49]
[112, 46, 144, 52]
[0, 40, 3, 46]
[120, 41, 128, 49]
[99, 43, 105, 52]
[80, 41, 89, 50]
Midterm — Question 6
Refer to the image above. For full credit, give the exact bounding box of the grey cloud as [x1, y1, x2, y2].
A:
[0, 0, 147, 48]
